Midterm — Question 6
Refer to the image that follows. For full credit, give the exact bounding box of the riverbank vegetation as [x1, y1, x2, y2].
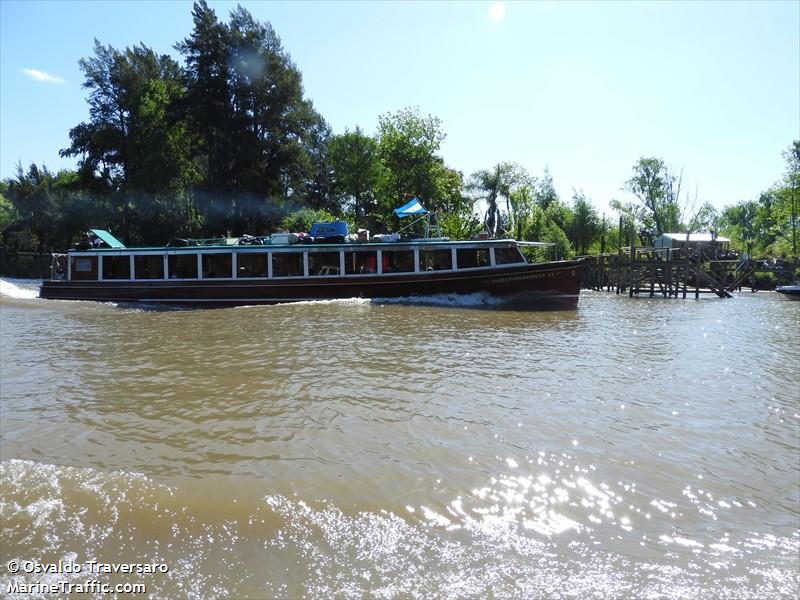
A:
[1, 1, 797, 262]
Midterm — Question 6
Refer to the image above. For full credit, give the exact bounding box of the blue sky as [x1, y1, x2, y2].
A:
[1, 0, 798, 217]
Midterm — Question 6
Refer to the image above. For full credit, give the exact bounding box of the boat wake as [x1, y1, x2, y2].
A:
[268, 292, 506, 310]
[373, 291, 507, 308]
[0, 278, 41, 300]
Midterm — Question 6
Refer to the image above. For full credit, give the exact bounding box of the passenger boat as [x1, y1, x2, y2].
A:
[39, 227, 584, 309]
[775, 284, 800, 299]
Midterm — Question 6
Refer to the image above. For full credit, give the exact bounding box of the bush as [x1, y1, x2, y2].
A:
[280, 208, 336, 233]
[439, 210, 481, 240]
[752, 271, 779, 290]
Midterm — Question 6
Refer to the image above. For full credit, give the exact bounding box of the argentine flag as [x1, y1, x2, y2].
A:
[393, 197, 428, 218]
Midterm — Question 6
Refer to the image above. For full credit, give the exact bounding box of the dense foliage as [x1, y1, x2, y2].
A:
[717, 141, 798, 258]
[1, 1, 796, 261]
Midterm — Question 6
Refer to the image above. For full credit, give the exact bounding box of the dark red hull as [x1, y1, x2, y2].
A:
[40, 260, 583, 309]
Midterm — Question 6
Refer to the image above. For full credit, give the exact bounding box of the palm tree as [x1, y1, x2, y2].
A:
[468, 162, 528, 238]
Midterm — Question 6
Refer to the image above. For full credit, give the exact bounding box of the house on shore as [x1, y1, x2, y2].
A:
[653, 232, 732, 259]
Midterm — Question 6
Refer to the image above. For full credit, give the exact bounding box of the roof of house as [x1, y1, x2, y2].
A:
[657, 232, 731, 243]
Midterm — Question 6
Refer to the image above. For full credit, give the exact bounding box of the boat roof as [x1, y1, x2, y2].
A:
[72, 238, 553, 252]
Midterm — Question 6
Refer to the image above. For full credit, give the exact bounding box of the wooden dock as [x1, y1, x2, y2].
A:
[580, 244, 759, 299]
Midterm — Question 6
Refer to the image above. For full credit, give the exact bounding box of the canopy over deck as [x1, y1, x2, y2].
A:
[90, 229, 126, 248]
[394, 197, 428, 218]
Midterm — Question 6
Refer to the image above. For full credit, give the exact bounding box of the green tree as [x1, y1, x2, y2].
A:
[62, 41, 195, 193]
[0, 182, 17, 237]
[779, 140, 799, 256]
[685, 201, 719, 233]
[178, 1, 327, 229]
[329, 127, 383, 225]
[468, 162, 529, 237]
[533, 166, 558, 210]
[509, 184, 536, 240]
[280, 207, 336, 233]
[176, 0, 234, 192]
[59, 39, 200, 244]
[624, 157, 682, 234]
[719, 141, 800, 258]
[226, 5, 324, 200]
[719, 200, 758, 254]
[375, 107, 458, 226]
[438, 207, 481, 240]
[304, 118, 335, 212]
[3, 164, 114, 251]
[609, 198, 640, 249]
[5, 164, 60, 250]
[566, 190, 600, 255]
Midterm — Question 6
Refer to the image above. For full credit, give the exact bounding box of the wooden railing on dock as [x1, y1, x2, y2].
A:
[580, 244, 767, 299]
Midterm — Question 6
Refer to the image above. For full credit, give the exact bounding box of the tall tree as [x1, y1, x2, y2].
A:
[175, 0, 233, 192]
[61, 41, 194, 193]
[624, 157, 682, 235]
[329, 127, 383, 224]
[533, 166, 558, 210]
[468, 162, 529, 237]
[4, 164, 107, 251]
[0, 182, 17, 238]
[609, 198, 640, 248]
[173, 1, 330, 237]
[567, 190, 600, 255]
[375, 107, 451, 223]
[685, 201, 719, 233]
[60, 40, 200, 243]
[303, 117, 335, 212]
[178, 2, 326, 213]
[780, 140, 799, 256]
[719, 200, 758, 253]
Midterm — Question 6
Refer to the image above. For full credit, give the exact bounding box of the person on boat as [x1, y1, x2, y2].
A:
[363, 254, 377, 273]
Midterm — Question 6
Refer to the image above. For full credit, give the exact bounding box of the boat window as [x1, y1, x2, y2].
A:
[381, 250, 414, 273]
[238, 253, 268, 278]
[134, 255, 164, 279]
[456, 248, 490, 269]
[308, 251, 340, 276]
[102, 255, 130, 279]
[344, 251, 377, 275]
[272, 252, 304, 277]
[70, 256, 98, 281]
[202, 253, 232, 278]
[168, 254, 198, 279]
[495, 246, 525, 264]
[419, 248, 452, 271]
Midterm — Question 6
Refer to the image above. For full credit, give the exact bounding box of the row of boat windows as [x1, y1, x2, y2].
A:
[70, 247, 525, 281]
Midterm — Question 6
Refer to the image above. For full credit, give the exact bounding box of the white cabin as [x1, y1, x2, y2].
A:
[653, 232, 730, 249]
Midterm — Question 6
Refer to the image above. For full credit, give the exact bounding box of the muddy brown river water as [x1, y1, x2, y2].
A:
[1, 279, 798, 598]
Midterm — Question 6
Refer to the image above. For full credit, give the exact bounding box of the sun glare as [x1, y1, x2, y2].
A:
[488, 1, 506, 24]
